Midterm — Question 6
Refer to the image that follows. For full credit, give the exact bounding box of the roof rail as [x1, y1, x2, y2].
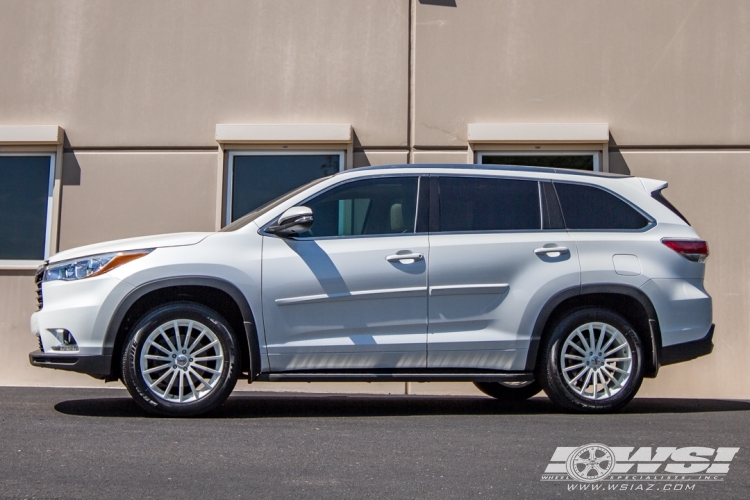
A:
[350, 163, 630, 178]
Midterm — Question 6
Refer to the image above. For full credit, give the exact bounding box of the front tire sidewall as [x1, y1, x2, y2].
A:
[539, 308, 644, 413]
[122, 302, 239, 417]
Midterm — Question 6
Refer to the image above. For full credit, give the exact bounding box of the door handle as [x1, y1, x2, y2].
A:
[386, 252, 424, 263]
[534, 246, 570, 255]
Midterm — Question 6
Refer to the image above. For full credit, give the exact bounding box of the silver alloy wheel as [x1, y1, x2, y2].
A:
[139, 319, 225, 403]
[560, 322, 633, 400]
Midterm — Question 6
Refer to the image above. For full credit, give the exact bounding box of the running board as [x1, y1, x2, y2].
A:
[256, 372, 534, 383]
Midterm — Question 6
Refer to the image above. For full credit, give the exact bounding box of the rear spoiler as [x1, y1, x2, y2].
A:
[638, 177, 669, 193]
[638, 178, 690, 225]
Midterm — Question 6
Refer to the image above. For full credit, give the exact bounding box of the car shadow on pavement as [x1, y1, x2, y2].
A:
[53, 394, 750, 419]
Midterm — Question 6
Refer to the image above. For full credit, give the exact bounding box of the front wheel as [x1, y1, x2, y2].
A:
[474, 380, 543, 401]
[122, 302, 240, 417]
[537, 307, 644, 413]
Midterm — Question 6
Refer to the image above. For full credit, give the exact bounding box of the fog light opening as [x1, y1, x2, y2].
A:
[48, 328, 79, 352]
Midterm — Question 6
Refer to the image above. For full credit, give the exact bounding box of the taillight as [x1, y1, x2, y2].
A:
[662, 238, 709, 262]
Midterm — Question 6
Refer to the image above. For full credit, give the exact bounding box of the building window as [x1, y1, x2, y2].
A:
[477, 151, 599, 171]
[0, 154, 55, 262]
[226, 151, 344, 224]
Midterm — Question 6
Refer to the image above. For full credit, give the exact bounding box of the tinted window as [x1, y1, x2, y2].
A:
[230, 154, 340, 222]
[0, 156, 51, 260]
[554, 183, 649, 230]
[438, 177, 540, 232]
[297, 177, 418, 238]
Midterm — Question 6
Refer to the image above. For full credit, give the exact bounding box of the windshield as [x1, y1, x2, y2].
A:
[220, 176, 331, 232]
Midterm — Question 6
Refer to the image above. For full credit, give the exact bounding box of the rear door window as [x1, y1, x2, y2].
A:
[554, 182, 649, 230]
[438, 177, 540, 232]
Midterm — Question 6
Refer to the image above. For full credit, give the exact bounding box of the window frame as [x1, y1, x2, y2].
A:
[0, 152, 56, 266]
[259, 174, 424, 241]
[476, 150, 601, 172]
[225, 150, 345, 225]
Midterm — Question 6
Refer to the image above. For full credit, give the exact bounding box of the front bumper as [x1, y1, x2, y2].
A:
[29, 350, 113, 379]
[660, 324, 714, 366]
[31, 274, 134, 355]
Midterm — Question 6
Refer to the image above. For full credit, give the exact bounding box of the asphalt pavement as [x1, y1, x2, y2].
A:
[0, 387, 748, 499]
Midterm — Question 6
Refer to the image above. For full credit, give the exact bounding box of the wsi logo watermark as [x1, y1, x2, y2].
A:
[541, 443, 739, 489]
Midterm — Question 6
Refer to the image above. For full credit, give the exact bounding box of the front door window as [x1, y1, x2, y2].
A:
[294, 176, 419, 238]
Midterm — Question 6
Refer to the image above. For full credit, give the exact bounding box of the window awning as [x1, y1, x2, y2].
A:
[467, 123, 609, 143]
[0, 125, 63, 145]
[215, 124, 352, 144]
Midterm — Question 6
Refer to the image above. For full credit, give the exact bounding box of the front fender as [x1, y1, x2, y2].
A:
[103, 275, 262, 381]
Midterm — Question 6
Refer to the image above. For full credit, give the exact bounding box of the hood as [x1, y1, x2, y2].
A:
[49, 232, 212, 263]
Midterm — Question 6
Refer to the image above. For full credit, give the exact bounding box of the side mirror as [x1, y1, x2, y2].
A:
[267, 206, 313, 237]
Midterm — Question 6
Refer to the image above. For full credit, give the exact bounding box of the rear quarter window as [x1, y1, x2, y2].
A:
[554, 182, 649, 230]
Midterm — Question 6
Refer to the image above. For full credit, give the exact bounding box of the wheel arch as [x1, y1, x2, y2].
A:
[104, 277, 261, 382]
[525, 284, 662, 377]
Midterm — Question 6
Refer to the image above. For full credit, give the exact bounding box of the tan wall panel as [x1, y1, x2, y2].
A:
[612, 150, 750, 398]
[353, 151, 409, 168]
[59, 152, 217, 251]
[415, 1, 750, 147]
[413, 151, 468, 164]
[0, 0, 408, 147]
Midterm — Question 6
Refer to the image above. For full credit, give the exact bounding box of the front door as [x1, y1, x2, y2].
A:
[262, 176, 429, 371]
[427, 176, 581, 371]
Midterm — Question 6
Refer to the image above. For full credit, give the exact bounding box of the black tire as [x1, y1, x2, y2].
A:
[121, 302, 240, 417]
[474, 380, 543, 401]
[537, 307, 644, 413]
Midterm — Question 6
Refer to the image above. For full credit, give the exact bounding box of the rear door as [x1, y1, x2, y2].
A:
[426, 176, 580, 371]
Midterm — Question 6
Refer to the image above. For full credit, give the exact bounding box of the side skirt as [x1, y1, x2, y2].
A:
[256, 371, 534, 383]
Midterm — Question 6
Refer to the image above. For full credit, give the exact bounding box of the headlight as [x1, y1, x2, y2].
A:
[44, 249, 153, 282]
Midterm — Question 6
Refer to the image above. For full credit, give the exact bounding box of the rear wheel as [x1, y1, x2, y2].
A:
[122, 302, 239, 417]
[474, 380, 542, 401]
[537, 307, 644, 413]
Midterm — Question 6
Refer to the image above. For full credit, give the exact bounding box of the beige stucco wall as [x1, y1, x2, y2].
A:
[58, 152, 218, 250]
[1, 1, 748, 397]
[414, 0, 750, 147]
[0, 0, 409, 147]
[612, 151, 750, 399]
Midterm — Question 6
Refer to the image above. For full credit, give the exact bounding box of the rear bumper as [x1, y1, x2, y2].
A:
[660, 324, 714, 366]
[29, 350, 112, 379]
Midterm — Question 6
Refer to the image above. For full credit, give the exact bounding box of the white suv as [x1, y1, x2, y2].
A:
[30, 165, 713, 416]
